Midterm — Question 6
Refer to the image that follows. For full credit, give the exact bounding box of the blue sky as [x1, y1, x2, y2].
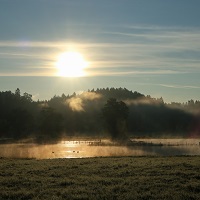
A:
[0, 0, 200, 102]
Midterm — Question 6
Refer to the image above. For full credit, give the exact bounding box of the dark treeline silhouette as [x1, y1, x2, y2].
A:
[102, 98, 129, 141]
[0, 88, 199, 142]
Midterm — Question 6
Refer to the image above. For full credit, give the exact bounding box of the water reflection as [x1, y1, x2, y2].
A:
[0, 139, 199, 159]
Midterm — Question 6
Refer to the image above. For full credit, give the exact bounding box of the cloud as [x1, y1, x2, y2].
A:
[159, 84, 200, 89]
[1, 25, 200, 76]
[136, 82, 200, 90]
[100, 28, 200, 74]
[0, 41, 67, 48]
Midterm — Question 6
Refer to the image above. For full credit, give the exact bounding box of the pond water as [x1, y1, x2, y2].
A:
[0, 139, 200, 159]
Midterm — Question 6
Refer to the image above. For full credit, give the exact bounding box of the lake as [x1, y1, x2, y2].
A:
[0, 139, 200, 159]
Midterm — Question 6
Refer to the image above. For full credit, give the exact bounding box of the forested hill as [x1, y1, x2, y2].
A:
[0, 88, 199, 141]
[88, 88, 144, 100]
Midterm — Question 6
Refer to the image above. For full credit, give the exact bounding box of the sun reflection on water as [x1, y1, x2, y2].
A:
[0, 139, 199, 159]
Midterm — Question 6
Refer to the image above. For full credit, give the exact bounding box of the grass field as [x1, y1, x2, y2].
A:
[0, 156, 200, 199]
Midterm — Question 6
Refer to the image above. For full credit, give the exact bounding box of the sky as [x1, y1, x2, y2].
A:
[0, 0, 200, 102]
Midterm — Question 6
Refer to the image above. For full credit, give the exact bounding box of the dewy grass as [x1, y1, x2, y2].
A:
[0, 156, 200, 199]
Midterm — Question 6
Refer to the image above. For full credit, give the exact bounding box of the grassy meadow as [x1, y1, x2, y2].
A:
[0, 156, 200, 200]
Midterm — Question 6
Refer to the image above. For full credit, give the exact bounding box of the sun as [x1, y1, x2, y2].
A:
[56, 51, 88, 77]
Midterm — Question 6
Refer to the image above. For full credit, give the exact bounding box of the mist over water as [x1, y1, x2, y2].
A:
[0, 139, 200, 159]
[66, 92, 102, 112]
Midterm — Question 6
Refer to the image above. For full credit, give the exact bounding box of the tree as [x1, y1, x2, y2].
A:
[15, 88, 21, 98]
[38, 107, 63, 142]
[8, 108, 33, 139]
[23, 92, 33, 102]
[102, 98, 129, 141]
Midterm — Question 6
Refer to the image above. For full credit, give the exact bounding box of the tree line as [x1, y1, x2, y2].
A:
[0, 87, 199, 142]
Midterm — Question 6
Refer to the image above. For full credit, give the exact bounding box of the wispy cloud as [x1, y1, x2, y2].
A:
[159, 84, 200, 89]
[0, 25, 200, 76]
[136, 82, 200, 90]
[0, 41, 68, 48]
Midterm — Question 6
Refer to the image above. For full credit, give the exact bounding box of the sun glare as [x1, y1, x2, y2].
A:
[56, 51, 88, 77]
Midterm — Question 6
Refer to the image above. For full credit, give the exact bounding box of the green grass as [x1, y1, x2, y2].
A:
[0, 156, 200, 199]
